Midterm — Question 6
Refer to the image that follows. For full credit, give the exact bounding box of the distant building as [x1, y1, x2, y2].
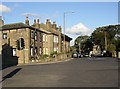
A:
[92, 45, 101, 55]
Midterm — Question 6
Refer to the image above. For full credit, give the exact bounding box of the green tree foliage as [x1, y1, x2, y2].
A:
[74, 36, 93, 53]
[91, 25, 120, 52]
[107, 44, 116, 53]
[72, 24, 120, 55]
[70, 46, 76, 53]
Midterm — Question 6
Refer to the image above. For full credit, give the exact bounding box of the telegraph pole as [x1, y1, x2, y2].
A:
[105, 31, 107, 50]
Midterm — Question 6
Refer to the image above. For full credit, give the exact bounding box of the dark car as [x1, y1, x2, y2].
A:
[72, 52, 82, 58]
[83, 52, 89, 57]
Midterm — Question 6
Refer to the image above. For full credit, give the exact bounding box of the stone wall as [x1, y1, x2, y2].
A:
[2, 28, 30, 64]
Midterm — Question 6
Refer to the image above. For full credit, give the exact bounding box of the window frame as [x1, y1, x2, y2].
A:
[12, 48, 16, 56]
[3, 33, 7, 39]
[35, 32, 37, 41]
[31, 31, 34, 39]
[30, 47, 33, 56]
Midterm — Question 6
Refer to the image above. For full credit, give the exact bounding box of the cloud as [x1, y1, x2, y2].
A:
[66, 23, 93, 36]
[0, 4, 11, 13]
[22, 13, 40, 17]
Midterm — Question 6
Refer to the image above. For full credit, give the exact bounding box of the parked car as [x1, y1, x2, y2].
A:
[83, 52, 89, 57]
[72, 52, 82, 58]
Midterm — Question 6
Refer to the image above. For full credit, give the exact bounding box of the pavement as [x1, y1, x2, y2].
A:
[2, 57, 119, 87]
[17, 58, 74, 66]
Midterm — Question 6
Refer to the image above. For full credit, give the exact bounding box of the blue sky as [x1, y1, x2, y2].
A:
[1, 2, 118, 45]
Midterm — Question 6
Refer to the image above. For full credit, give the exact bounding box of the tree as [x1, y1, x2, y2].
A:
[107, 44, 116, 53]
[74, 36, 93, 53]
[91, 24, 120, 54]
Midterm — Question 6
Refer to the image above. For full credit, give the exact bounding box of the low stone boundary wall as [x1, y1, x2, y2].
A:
[30, 53, 72, 63]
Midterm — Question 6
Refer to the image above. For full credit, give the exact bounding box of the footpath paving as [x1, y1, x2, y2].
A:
[17, 58, 74, 66]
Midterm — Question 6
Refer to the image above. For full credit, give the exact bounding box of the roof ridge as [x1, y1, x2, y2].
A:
[3, 22, 24, 26]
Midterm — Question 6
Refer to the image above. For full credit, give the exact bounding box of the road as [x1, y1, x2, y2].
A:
[2, 57, 118, 87]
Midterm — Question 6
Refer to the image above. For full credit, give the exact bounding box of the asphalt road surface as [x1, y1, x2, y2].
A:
[2, 57, 118, 87]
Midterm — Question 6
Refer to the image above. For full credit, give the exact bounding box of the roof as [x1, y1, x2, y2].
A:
[0, 22, 32, 30]
[62, 34, 72, 41]
[1, 22, 72, 41]
[39, 23, 59, 35]
[0, 22, 46, 33]
[33, 23, 72, 41]
[39, 27, 51, 34]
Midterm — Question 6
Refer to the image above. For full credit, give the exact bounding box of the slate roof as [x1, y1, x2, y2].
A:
[1, 22, 72, 41]
[33, 23, 72, 41]
[0, 22, 32, 30]
[62, 34, 72, 41]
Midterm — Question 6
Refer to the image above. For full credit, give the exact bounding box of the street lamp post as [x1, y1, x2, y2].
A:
[63, 12, 75, 58]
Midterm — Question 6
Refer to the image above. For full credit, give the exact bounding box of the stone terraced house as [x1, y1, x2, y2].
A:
[0, 16, 72, 66]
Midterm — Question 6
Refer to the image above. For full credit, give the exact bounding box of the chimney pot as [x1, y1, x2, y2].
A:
[26, 16, 28, 20]
[34, 19, 36, 23]
[58, 26, 62, 32]
[37, 19, 39, 24]
[53, 21, 56, 24]
[25, 16, 29, 25]
[59, 26, 61, 28]
[46, 19, 50, 22]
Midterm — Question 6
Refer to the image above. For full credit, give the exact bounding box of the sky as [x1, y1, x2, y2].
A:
[0, 2, 118, 46]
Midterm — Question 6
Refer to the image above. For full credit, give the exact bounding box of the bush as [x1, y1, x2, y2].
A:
[50, 51, 57, 58]
[42, 54, 49, 59]
[107, 44, 116, 53]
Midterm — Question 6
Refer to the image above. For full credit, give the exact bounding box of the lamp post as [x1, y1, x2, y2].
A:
[63, 11, 75, 57]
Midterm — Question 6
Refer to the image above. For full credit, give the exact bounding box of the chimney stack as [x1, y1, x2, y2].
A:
[52, 21, 56, 29]
[58, 26, 62, 32]
[25, 16, 29, 25]
[37, 19, 40, 28]
[34, 19, 36, 24]
[46, 19, 52, 31]
[46, 19, 50, 22]
[37, 19, 39, 24]
[0, 16, 4, 26]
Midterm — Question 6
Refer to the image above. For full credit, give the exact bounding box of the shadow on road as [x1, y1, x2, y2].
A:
[1, 68, 22, 82]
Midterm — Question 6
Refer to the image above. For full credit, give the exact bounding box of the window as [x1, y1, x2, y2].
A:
[3, 33, 7, 39]
[56, 47, 58, 52]
[46, 48, 48, 55]
[54, 35, 58, 43]
[43, 34, 45, 42]
[31, 31, 34, 39]
[54, 47, 57, 52]
[35, 32, 37, 41]
[35, 47, 37, 54]
[56, 37, 58, 43]
[40, 47, 42, 55]
[31, 47, 33, 56]
[43, 47, 45, 54]
[12, 48, 16, 56]
[39, 33, 42, 42]
[46, 35, 48, 42]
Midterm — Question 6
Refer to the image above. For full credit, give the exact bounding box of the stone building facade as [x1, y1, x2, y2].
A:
[33, 18, 72, 55]
[1, 16, 72, 65]
[1, 23, 31, 64]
